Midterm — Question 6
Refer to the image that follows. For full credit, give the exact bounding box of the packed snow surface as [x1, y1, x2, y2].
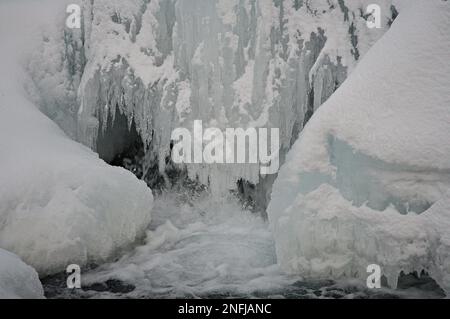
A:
[0, 0, 154, 276]
[0, 249, 44, 299]
[268, 0, 450, 293]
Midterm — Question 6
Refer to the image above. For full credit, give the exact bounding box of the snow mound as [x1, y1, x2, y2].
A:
[0, 83, 153, 275]
[0, 249, 44, 299]
[268, 0, 450, 293]
[0, 3, 154, 275]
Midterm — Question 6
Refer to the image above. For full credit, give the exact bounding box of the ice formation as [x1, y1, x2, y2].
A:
[0, 1, 154, 276]
[29, 0, 405, 199]
[268, 0, 450, 293]
[0, 249, 44, 299]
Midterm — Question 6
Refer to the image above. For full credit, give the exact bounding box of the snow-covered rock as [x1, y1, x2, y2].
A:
[0, 1, 154, 276]
[29, 0, 406, 197]
[0, 249, 44, 299]
[268, 0, 450, 292]
[0, 82, 153, 275]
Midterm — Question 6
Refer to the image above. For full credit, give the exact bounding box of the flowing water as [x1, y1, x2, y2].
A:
[42, 192, 445, 299]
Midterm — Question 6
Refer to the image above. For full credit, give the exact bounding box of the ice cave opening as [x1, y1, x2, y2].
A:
[96, 105, 142, 165]
[96, 105, 173, 190]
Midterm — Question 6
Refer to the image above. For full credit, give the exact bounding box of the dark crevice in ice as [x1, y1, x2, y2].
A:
[96, 105, 142, 164]
[397, 271, 446, 297]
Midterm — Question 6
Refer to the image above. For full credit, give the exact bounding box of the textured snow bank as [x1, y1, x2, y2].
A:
[0, 249, 44, 299]
[268, 0, 450, 292]
[0, 1, 153, 276]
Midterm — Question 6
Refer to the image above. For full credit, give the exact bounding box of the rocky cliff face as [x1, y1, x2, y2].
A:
[28, 0, 400, 207]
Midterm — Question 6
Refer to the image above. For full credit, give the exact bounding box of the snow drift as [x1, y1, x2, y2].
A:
[268, 0, 450, 292]
[0, 249, 44, 299]
[0, 0, 153, 276]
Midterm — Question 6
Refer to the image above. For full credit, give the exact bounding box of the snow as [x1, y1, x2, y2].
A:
[0, 249, 44, 299]
[0, 77, 153, 276]
[0, 0, 154, 276]
[268, 0, 450, 293]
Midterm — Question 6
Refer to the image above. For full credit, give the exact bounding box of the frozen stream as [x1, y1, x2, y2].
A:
[42, 192, 445, 299]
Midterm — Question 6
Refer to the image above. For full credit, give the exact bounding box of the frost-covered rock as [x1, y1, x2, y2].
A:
[0, 1, 154, 276]
[29, 0, 406, 198]
[268, 0, 450, 292]
[0, 249, 44, 299]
